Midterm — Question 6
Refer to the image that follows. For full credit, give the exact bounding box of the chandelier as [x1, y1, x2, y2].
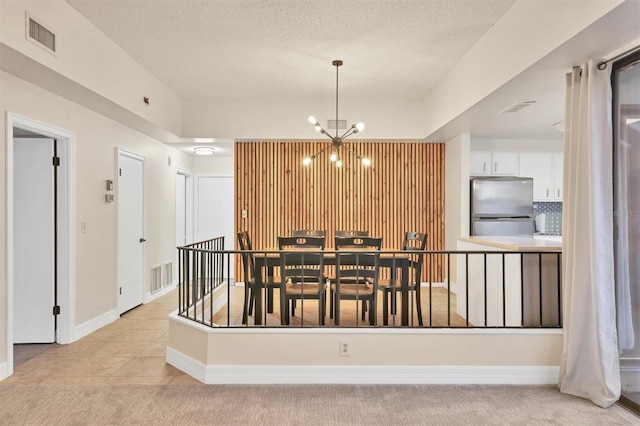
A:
[303, 60, 370, 168]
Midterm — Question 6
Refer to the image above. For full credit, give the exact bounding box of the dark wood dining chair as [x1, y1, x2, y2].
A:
[292, 229, 326, 237]
[334, 230, 369, 237]
[325, 230, 370, 289]
[377, 231, 427, 326]
[278, 236, 326, 326]
[237, 231, 280, 324]
[332, 236, 382, 326]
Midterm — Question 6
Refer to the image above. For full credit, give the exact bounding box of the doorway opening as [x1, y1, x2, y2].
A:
[4, 112, 75, 379]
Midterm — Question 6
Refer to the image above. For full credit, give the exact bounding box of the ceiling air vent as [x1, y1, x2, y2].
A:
[499, 101, 536, 114]
[25, 13, 56, 55]
[327, 119, 347, 130]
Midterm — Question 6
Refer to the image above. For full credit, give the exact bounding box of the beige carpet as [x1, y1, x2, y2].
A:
[0, 384, 637, 425]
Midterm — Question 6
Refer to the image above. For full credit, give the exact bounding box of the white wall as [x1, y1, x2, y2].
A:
[444, 133, 471, 288]
[421, 0, 625, 139]
[0, 70, 192, 367]
[181, 97, 426, 139]
[472, 138, 563, 153]
[191, 156, 234, 176]
[0, 0, 182, 137]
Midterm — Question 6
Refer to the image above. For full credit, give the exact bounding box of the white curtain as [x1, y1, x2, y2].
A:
[558, 60, 620, 408]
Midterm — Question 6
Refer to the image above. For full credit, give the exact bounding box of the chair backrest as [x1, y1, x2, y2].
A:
[278, 236, 325, 284]
[402, 231, 428, 282]
[292, 229, 326, 237]
[237, 231, 254, 281]
[335, 230, 369, 237]
[335, 236, 382, 283]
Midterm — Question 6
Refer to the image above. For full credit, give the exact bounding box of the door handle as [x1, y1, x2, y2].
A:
[139, 238, 146, 243]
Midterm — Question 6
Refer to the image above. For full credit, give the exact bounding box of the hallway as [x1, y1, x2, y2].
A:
[2, 289, 197, 385]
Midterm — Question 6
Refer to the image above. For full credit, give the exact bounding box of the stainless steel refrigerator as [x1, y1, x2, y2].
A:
[470, 177, 534, 236]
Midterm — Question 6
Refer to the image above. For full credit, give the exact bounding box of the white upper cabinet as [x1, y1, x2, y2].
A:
[491, 152, 519, 175]
[470, 151, 518, 176]
[470, 151, 492, 175]
[518, 152, 563, 201]
[553, 153, 563, 200]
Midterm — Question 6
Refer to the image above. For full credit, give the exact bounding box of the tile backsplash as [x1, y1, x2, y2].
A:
[533, 202, 563, 235]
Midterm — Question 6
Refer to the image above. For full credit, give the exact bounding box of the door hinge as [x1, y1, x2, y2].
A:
[53, 305, 60, 315]
[53, 156, 60, 166]
[119, 287, 122, 295]
[119, 168, 122, 176]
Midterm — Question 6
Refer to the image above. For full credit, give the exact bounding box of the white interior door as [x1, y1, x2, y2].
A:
[197, 176, 234, 280]
[117, 152, 145, 314]
[13, 137, 56, 343]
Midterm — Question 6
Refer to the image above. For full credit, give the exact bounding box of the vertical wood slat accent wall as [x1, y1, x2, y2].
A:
[235, 140, 445, 282]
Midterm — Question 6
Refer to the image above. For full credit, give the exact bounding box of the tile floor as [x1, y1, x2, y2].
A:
[2, 288, 199, 385]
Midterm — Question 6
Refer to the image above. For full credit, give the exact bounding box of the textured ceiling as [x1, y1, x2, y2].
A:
[65, 0, 515, 99]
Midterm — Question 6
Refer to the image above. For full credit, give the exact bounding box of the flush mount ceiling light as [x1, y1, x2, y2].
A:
[303, 60, 370, 168]
[193, 146, 215, 156]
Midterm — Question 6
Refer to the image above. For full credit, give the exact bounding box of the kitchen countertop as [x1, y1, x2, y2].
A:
[457, 236, 562, 251]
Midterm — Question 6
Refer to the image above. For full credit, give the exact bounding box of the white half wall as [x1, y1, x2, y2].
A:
[167, 314, 563, 385]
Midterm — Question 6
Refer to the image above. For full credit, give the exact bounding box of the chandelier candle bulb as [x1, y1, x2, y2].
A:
[330, 152, 338, 162]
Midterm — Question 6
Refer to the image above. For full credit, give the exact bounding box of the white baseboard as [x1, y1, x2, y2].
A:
[166, 346, 558, 385]
[166, 346, 206, 383]
[146, 284, 176, 303]
[0, 361, 8, 381]
[74, 308, 118, 341]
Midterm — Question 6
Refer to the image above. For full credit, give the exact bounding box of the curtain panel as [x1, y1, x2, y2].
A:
[558, 60, 619, 408]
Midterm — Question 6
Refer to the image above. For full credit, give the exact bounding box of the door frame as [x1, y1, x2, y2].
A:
[175, 168, 194, 286]
[115, 148, 147, 312]
[176, 168, 194, 246]
[4, 112, 76, 377]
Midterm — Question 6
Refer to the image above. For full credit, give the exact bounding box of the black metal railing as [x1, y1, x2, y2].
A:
[177, 236, 226, 325]
[176, 248, 563, 329]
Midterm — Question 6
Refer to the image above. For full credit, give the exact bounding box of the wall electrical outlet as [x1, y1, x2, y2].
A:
[339, 339, 351, 357]
[241, 209, 248, 218]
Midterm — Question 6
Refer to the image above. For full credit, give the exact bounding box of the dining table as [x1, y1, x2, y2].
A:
[251, 250, 411, 326]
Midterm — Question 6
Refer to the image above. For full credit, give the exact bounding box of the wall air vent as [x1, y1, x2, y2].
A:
[162, 261, 174, 287]
[25, 13, 56, 55]
[499, 101, 536, 114]
[150, 265, 162, 294]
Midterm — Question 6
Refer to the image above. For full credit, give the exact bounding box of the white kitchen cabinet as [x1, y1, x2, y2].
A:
[519, 153, 555, 201]
[491, 152, 519, 175]
[470, 151, 518, 176]
[470, 151, 492, 175]
[518, 153, 563, 201]
[553, 153, 563, 201]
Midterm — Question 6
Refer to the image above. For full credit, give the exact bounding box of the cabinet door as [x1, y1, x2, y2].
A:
[553, 153, 563, 200]
[470, 151, 491, 175]
[519, 153, 553, 201]
[491, 152, 518, 175]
